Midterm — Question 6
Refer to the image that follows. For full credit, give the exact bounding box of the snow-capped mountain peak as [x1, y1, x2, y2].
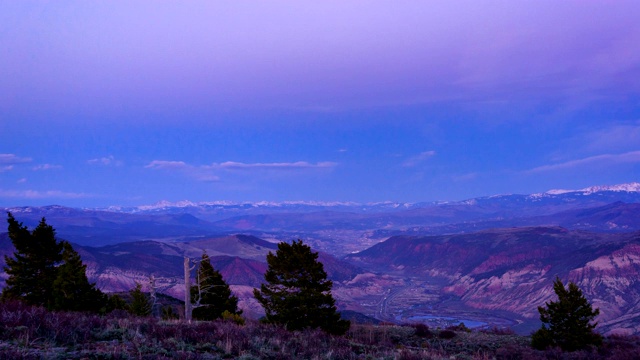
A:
[97, 182, 640, 214]
[532, 182, 640, 198]
[579, 182, 640, 194]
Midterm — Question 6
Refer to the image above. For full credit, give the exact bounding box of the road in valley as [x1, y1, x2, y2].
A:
[376, 284, 413, 322]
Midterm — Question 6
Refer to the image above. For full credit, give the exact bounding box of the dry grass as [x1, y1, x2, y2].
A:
[0, 301, 638, 359]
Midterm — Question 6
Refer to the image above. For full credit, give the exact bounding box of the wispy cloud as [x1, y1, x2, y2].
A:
[32, 164, 62, 171]
[525, 150, 640, 173]
[145, 159, 337, 182]
[402, 151, 436, 167]
[0, 154, 32, 164]
[87, 155, 123, 166]
[0, 154, 32, 171]
[580, 121, 640, 153]
[17, 178, 27, 184]
[0, 189, 92, 199]
[145, 160, 188, 170]
[211, 161, 337, 170]
[145, 160, 219, 182]
[452, 172, 478, 182]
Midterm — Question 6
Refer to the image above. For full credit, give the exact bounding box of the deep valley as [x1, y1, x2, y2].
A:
[2, 183, 640, 335]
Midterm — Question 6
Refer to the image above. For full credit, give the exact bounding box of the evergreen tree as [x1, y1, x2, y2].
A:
[2, 213, 107, 312]
[191, 252, 241, 321]
[254, 239, 350, 335]
[128, 282, 152, 317]
[51, 241, 106, 312]
[2, 213, 63, 307]
[161, 305, 179, 320]
[107, 294, 128, 312]
[532, 277, 602, 351]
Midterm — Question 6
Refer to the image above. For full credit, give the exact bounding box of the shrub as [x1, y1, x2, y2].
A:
[221, 310, 245, 325]
[2, 300, 638, 359]
[482, 326, 515, 335]
[447, 322, 471, 333]
[438, 329, 456, 339]
[161, 305, 179, 320]
[412, 323, 433, 338]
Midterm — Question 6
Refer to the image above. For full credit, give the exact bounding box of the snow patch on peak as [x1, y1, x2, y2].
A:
[529, 188, 577, 198]
[530, 182, 640, 198]
[579, 182, 640, 194]
[137, 200, 198, 210]
[107, 199, 421, 214]
[488, 194, 513, 199]
[545, 189, 574, 195]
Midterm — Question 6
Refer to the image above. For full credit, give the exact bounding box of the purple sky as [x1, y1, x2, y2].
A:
[1, 1, 640, 207]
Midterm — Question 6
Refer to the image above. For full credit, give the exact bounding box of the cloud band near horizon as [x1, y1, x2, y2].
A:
[526, 150, 640, 174]
[145, 160, 338, 182]
[0, 189, 92, 199]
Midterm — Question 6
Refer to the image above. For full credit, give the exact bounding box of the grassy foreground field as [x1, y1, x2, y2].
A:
[0, 301, 638, 359]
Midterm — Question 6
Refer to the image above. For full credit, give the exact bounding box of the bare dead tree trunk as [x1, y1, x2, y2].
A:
[184, 257, 192, 322]
[149, 275, 158, 317]
[193, 262, 202, 308]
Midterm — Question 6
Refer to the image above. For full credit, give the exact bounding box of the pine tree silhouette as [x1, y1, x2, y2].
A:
[128, 282, 152, 317]
[254, 239, 349, 335]
[191, 252, 241, 320]
[532, 277, 602, 351]
[51, 241, 106, 312]
[3, 213, 63, 307]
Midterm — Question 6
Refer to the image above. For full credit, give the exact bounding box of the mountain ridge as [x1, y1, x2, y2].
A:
[345, 227, 640, 334]
[2, 181, 640, 333]
[90, 181, 640, 212]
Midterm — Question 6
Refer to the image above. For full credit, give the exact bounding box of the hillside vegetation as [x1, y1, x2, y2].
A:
[1, 301, 639, 359]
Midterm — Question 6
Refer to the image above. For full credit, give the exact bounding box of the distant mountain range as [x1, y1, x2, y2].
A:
[3, 182, 640, 251]
[96, 182, 640, 216]
[2, 182, 640, 333]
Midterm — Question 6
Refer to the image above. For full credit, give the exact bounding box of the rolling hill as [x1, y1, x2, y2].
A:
[0, 232, 364, 319]
[2, 182, 640, 333]
[346, 227, 640, 334]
